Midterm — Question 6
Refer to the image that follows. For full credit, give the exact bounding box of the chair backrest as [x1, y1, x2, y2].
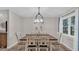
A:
[27, 38, 37, 45]
[38, 38, 49, 45]
[15, 32, 22, 41]
[15, 33, 19, 41]
[58, 33, 62, 43]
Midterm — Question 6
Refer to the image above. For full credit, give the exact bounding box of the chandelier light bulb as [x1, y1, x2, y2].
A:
[36, 19, 40, 23]
[40, 19, 43, 22]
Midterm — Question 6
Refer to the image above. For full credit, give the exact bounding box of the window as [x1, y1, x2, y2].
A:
[70, 16, 75, 35]
[62, 16, 75, 36]
[63, 19, 68, 34]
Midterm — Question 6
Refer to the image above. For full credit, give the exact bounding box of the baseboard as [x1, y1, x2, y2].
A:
[7, 42, 18, 49]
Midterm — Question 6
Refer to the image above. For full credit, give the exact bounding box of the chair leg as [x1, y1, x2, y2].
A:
[17, 45, 20, 50]
[17, 43, 22, 50]
[54, 44, 60, 51]
[25, 46, 28, 51]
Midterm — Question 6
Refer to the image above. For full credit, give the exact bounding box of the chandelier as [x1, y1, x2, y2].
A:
[34, 7, 44, 24]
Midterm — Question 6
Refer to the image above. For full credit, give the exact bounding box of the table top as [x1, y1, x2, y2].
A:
[22, 34, 57, 40]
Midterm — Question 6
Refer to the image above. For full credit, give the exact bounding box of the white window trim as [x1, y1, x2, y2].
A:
[61, 12, 75, 37]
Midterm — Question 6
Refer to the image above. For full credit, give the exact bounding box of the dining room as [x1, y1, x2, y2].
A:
[0, 7, 79, 51]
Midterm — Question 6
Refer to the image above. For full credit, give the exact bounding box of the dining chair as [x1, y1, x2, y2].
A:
[15, 32, 26, 50]
[38, 38, 49, 51]
[50, 33, 62, 51]
[25, 37, 37, 51]
[57, 33, 62, 50]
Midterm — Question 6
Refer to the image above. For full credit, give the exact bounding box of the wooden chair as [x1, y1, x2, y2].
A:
[50, 33, 62, 51]
[15, 33, 26, 50]
[25, 37, 37, 51]
[38, 38, 49, 51]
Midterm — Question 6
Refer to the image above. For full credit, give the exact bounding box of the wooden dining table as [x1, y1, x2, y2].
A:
[20, 34, 58, 51]
[20, 34, 58, 46]
[21, 34, 57, 41]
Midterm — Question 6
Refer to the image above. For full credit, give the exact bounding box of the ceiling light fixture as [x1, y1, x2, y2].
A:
[34, 7, 44, 24]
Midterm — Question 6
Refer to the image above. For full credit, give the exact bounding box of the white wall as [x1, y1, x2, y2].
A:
[22, 17, 33, 35]
[7, 11, 23, 48]
[22, 17, 58, 38]
[78, 8, 79, 51]
[44, 17, 58, 38]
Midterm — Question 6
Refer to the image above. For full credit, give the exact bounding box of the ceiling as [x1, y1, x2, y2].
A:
[0, 7, 73, 18]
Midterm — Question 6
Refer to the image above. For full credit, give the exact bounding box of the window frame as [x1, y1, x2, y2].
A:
[62, 15, 75, 36]
[63, 18, 68, 34]
[70, 16, 75, 36]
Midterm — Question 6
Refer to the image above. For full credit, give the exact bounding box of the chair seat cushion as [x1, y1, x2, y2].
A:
[20, 39, 27, 41]
[28, 45, 36, 47]
[52, 42, 60, 45]
[18, 42, 25, 45]
[39, 45, 47, 47]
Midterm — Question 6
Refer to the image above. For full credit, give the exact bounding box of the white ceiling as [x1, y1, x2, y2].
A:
[0, 7, 73, 18]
